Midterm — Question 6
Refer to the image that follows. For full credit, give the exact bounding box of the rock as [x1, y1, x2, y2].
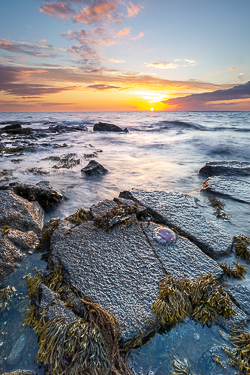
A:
[0, 124, 32, 135]
[48, 207, 223, 343]
[227, 284, 250, 315]
[7, 333, 27, 365]
[199, 161, 250, 177]
[119, 190, 232, 258]
[90, 200, 117, 218]
[48, 124, 87, 133]
[0, 228, 39, 282]
[217, 303, 249, 332]
[81, 160, 108, 175]
[113, 197, 147, 218]
[48, 153, 80, 169]
[93, 122, 127, 132]
[3, 371, 37, 375]
[201, 176, 250, 204]
[3, 124, 22, 130]
[7, 181, 64, 208]
[198, 345, 236, 375]
[0, 190, 44, 236]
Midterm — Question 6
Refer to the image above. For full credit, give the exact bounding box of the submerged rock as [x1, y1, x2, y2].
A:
[119, 189, 232, 258]
[199, 161, 250, 177]
[93, 122, 128, 132]
[81, 160, 108, 175]
[47, 201, 222, 343]
[201, 176, 250, 204]
[0, 190, 44, 236]
[7, 333, 27, 365]
[6, 180, 64, 208]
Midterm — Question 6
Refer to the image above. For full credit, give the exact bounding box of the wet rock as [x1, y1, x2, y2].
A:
[48, 210, 223, 343]
[0, 124, 33, 135]
[0, 228, 39, 282]
[81, 160, 108, 175]
[217, 303, 249, 332]
[119, 190, 232, 258]
[201, 176, 250, 204]
[93, 122, 128, 132]
[7, 333, 27, 365]
[199, 161, 250, 177]
[198, 345, 236, 375]
[48, 123, 87, 133]
[0, 190, 44, 236]
[227, 284, 250, 315]
[7, 181, 64, 208]
[113, 197, 147, 217]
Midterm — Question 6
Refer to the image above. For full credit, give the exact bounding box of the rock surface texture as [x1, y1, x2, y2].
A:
[199, 161, 250, 177]
[201, 176, 250, 204]
[47, 200, 223, 343]
[119, 189, 232, 258]
[227, 284, 250, 316]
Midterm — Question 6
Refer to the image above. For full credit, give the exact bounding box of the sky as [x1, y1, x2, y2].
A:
[0, 0, 250, 112]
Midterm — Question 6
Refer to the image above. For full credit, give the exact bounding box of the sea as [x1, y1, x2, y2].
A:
[0, 111, 250, 374]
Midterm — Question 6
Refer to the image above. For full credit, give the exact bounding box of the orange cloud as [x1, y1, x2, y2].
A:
[39, 39, 47, 43]
[40, 2, 75, 19]
[127, 1, 143, 17]
[130, 32, 144, 41]
[117, 27, 131, 37]
[74, 0, 121, 25]
[229, 67, 237, 71]
[144, 61, 178, 69]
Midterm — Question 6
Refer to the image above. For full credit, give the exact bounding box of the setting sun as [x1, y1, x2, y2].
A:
[150, 107, 154, 111]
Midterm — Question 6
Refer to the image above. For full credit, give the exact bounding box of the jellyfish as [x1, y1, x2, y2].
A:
[153, 227, 177, 245]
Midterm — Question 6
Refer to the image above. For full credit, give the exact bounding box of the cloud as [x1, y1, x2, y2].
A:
[40, 2, 75, 19]
[117, 27, 131, 37]
[0, 39, 63, 58]
[229, 67, 237, 71]
[73, 0, 121, 25]
[127, 1, 143, 17]
[39, 39, 47, 43]
[87, 83, 121, 90]
[130, 32, 144, 41]
[144, 61, 178, 69]
[164, 81, 250, 110]
[105, 58, 125, 63]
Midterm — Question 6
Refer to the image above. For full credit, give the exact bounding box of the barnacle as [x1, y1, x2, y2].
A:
[152, 274, 236, 327]
[170, 356, 194, 375]
[218, 260, 247, 279]
[232, 235, 250, 262]
[222, 327, 250, 374]
[0, 285, 16, 310]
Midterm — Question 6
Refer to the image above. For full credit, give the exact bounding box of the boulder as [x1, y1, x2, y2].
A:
[119, 189, 232, 258]
[199, 161, 250, 177]
[201, 176, 250, 204]
[0, 124, 32, 135]
[81, 160, 108, 175]
[0, 190, 44, 236]
[48, 203, 223, 343]
[93, 122, 128, 132]
[0, 228, 39, 282]
[5, 181, 64, 208]
[48, 124, 87, 133]
[227, 284, 250, 315]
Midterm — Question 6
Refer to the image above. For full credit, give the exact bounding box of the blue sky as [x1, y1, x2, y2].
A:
[0, 0, 250, 111]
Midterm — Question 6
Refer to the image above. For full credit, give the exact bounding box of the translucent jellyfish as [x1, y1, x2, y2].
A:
[153, 227, 177, 245]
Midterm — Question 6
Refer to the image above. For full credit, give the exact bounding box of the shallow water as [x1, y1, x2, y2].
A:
[0, 111, 250, 374]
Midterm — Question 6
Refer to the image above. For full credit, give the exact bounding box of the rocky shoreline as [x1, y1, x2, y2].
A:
[1, 118, 250, 374]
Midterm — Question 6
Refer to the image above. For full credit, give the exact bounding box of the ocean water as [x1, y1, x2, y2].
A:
[0, 111, 250, 374]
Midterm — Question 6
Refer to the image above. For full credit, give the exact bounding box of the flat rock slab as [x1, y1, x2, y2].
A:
[227, 284, 250, 316]
[201, 176, 250, 204]
[0, 228, 39, 282]
[199, 161, 250, 177]
[119, 190, 232, 258]
[0, 190, 44, 236]
[50, 218, 223, 343]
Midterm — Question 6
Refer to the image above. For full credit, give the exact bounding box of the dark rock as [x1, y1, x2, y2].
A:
[0, 228, 39, 282]
[48, 210, 223, 343]
[0, 124, 33, 135]
[199, 161, 250, 177]
[7, 181, 64, 208]
[113, 197, 147, 218]
[3, 124, 22, 130]
[227, 284, 250, 315]
[119, 189, 232, 258]
[201, 176, 250, 204]
[93, 122, 125, 132]
[0, 190, 44, 236]
[48, 124, 87, 133]
[81, 160, 108, 175]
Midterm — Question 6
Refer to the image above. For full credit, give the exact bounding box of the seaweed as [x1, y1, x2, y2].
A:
[65, 208, 93, 225]
[232, 235, 250, 262]
[170, 357, 194, 375]
[26, 271, 43, 296]
[152, 274, 236, 328]
[222, 327, 250, 374]
[0, 285, 16, 311]
[208, 196, 228, 220]
[218, 260, 247, 279]
[1, 225, 10, 236]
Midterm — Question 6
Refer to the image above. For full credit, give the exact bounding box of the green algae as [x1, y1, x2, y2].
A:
[218, 260, 247, 279]
[152, 274, 236, 327]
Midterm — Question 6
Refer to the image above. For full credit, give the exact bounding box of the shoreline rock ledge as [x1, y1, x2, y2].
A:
[39, 198, 223, 345]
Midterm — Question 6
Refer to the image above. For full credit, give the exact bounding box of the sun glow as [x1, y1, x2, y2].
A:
[150, 107, 154, 111]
